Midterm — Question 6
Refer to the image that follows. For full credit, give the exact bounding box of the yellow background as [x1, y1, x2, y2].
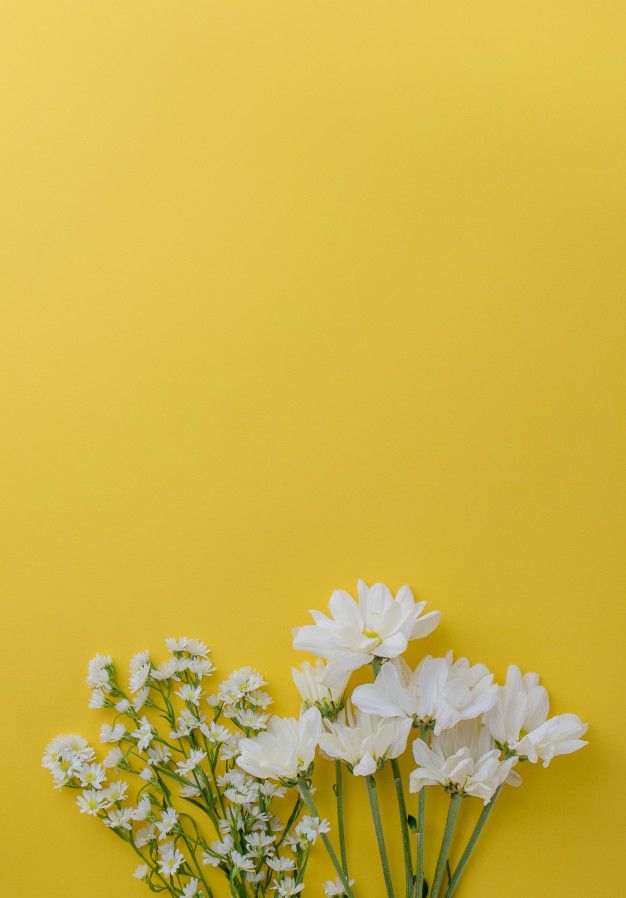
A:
[1, 2, 625, 895]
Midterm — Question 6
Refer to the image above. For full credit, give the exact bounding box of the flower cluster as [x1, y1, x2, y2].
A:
[44, 640, 328, 898]
[44, 580, 588, 898]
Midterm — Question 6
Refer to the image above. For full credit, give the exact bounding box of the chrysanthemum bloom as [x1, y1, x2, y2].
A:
[319, 705, 412, 776]
[292, 660, 349, 718]
[484, 664, 588, 765]
[352, 652, 498, 734]
[293, 579, 440, 679]
[236, 706, 322, 782]
[409, 719, 518, 804]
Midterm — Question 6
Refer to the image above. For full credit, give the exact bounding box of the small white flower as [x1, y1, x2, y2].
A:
[78, 762, 107, 789]
[104, 807, 134, 830]
[131, 717, 154, 752]
[102, 780, 128, 803]
[181, 878, 199, 897]
[231, 850, 256, 873]
[152, 659, 179, 682]
[274, 876, 304, 897]
[115, 698, 131, 713]
[89, 689, 106, 709]
[235, 709, 268, 731]
[158, 842, 185, 876]
[129, 653, 151, 693]
[76, 789, 109, 815]
[102, 747, 123, 769]
[202, 834, 233, 866]
[237, 707, 322, 782]
[267, 856, 295, 872]
[156, 807, 179, 840]
[293, 580, 440, 679]
[176, 749, 206, 777]
[132, 863, 149, 879]
[323, 879, 355, 897]
[135, 823, 156, 847]
[133, 687, 150, 712]
[206, 722, 231, 744]
[180, 783, 202, 798]
[175, 684, 203, 706]
[100, 723, 126, 744]
[295, 815, 331, 843]
[87, 655, 113, 690]
[131, 796, 152, 821]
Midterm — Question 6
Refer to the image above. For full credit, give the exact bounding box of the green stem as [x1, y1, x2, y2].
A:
[391, 758, 413, 898]
[430, 793, 462, 898]
[335, 760, 349, 877]
[444, 785, 503, 898]
[298, 781, 355, 898]
[366, 774, 395, 898]
[414, 724, 429, 898]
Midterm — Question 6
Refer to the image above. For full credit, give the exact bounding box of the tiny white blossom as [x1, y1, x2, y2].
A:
[237, 707, 322, 782]
[87, 655, 113, 690]
[132, 863, 149, 879]
[100, 723, 126, 744]
[76, 789, 109, 815]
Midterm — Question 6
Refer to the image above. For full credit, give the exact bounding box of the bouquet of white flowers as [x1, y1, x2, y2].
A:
[44, 581, 588, 898]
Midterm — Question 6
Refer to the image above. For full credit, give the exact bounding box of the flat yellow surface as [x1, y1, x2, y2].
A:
[1, 2, 625, 895]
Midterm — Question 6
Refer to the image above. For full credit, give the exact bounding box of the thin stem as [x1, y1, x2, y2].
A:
[335, 760, 349, 877]
[444, 785, 503, 898]
[390, 758, 413, 898]
[414, 724, 429, 898]
[298, 781, 355, 898]
[365, 774, 395, 898]
[430, 793, 462, 898]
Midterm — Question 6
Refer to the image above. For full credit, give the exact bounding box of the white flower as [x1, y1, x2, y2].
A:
[274, 877, 305, 897]
[132, 863, 149, 879]
[214, 668, 267, 706]
[320, 706, 411, 776]
[515, 713, 588, 767]
[131, 717, 153, 752]
[100, 723, 126, 744]
[237, 707, 322, 782]
[87, 655, 113, 690]
[76, 789, 110, 815]
[152, 659, 179, 682]
[102, 780, 128, 803]
[104, 807, 134, 830]
[158, 842, 185, 876]
[231, 850, 256, 873]
[145, 744, 171, 766]
[133, 687, 150, 712]
[352, 654, 497, 735]
[187, 656, 216, 678]
[484, 664, 588, 770]
[206, 722, 231, 744]
[89, 689, 106, 709]
[324, 879, 355, 897]
[156, 807, 179, 840]
[131, 796, 152, 821]
[129, 652, 151, 693]
[202, 834, 233, 866]
[293, 580, 440, 678]
[267, 856, 296, 872]
[175, 684, 202, 706]
[409, 719, 517, 804]
[234, 709, 268, 731]
[484, 665, 550, 747]
[102, 747, 123, 769]
[180, 783, 202, 798]
[42, 735, 96, 787]
[181, 878, 199, 897]
[292, 661, 349, 717]
[176, 749, 206, 777]
[295, 815, 331, 843]
[78, 762, 107, 790]
[135, 823, 156, 847]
